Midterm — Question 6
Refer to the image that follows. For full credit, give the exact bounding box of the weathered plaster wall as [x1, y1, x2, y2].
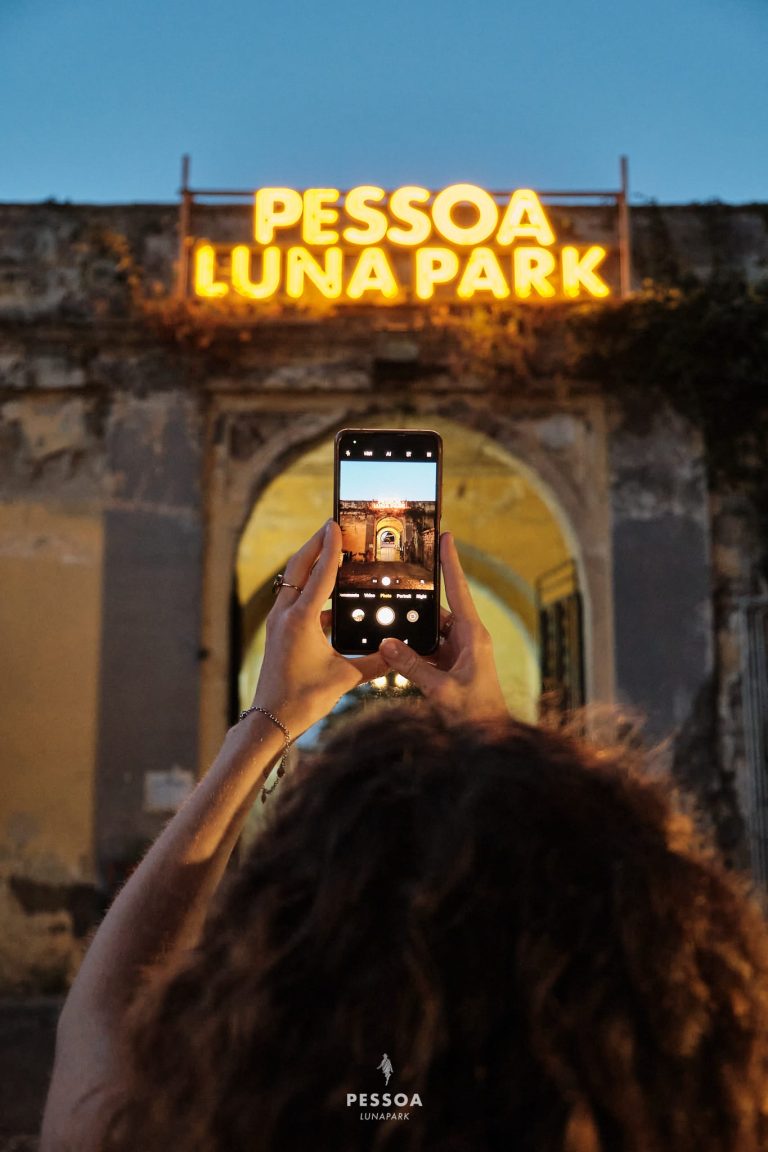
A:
[0, 504, 102, 991]
[609, 404, 714, 739]
[631, 203, 768, 285]
[94, 391, 203, 886]
[709, 489, 766, 868]
[605, 401, 756, 861]
[0, 315, 203, 986]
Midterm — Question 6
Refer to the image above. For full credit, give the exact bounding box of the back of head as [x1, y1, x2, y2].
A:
[107, 706, 768, 1152]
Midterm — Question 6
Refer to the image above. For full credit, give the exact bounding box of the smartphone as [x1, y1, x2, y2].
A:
[332, 428, 443, 656]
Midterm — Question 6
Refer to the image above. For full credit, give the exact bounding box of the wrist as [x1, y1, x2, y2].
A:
[250, 690, 320, 743]
[235, 704, 297, 804]
[240, 704, 291, 748]
[227, 708, 285, 761]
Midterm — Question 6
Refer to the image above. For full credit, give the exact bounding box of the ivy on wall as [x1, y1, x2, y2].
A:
[567, 279, 768, 576]
[444, 280, 768, 576]
[568, 279, 768, 480]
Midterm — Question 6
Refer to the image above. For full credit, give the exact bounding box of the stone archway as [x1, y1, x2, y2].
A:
[198, 402, 614, 772]
[375, 517, 404, 561]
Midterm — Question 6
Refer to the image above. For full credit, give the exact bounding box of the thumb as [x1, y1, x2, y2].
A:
[379, 638, 442, 696]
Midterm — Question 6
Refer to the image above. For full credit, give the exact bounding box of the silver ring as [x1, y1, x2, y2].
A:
[272, 573, 303, 596]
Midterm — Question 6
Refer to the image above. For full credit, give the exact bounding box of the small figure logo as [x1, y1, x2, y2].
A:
[377, 1053, 394, 1085]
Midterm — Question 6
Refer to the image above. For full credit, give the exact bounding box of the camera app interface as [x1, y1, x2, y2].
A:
[336, 432, 439, 651]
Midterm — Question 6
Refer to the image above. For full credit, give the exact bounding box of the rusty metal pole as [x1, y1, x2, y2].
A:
[618, 155, 632, 298]
[177, 153, 192, 299]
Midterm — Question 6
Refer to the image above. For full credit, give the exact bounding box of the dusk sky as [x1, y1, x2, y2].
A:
[340, 462, 438, 502]
[1, 0, 766, 205]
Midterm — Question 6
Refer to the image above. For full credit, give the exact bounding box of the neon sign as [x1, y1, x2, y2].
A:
[190, 184, 613, 304]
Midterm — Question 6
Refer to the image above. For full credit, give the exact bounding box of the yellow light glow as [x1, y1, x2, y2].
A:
[253, 188, 303, 244]
[302, 189, 340, 245]
[285, 246, 343, 299]
[394, 673, 409, 688]
[432, 184, 498, 246]
[193, 244, 228, 298]
[231, 246, 281, 299]
[346, 247, 399, 299]
[561, 245, 610, 298]
[343, 186, 388, 245]
[197, 185, 615, 305]
[513, 247, 557, 298]
[457, 247, 510, 299]
[414, 247, 460, 299]
[497, 189, 555, 246]
[387, 186, 432, 246]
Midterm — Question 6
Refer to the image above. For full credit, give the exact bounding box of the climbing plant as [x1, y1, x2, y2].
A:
[567, 279, 768, 575]
[443, 280, 768, 574]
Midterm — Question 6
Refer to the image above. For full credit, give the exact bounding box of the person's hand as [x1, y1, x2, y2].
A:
[379, 531, 509, 727]
[250, 520, 386, 738]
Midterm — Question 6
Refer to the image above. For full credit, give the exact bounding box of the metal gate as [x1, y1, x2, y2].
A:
[536, 560, 586, 722]
[740, 596, 768, 886]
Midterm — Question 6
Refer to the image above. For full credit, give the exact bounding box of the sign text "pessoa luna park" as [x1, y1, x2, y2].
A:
[192, 185, 613, 305]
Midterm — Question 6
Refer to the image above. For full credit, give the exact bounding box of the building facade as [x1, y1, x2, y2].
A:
[1, 197, 767, 991]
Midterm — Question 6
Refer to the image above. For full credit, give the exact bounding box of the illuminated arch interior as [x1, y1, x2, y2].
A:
[235, 417, 574, 728]
[375, 517, 403, 560]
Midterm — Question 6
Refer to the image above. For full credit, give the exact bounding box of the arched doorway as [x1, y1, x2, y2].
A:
[231, 417, 583, 730]
[375, 517, 403, 561]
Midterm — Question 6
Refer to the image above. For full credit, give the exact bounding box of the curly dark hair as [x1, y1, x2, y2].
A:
[105, 705, 768, 1152]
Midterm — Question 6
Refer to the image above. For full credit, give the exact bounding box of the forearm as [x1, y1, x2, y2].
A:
[57, 712, 283, 1038]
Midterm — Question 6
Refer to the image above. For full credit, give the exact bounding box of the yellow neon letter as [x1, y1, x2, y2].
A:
[497, 189, 555, 246]
[193, 244, 228, 298]
[387, 186, 432, 246]
[432, 184, 498, 246]
[302, 189, 340, 245]
[231, 245, 281, 300]
[513, 247, 557, 298]
[561, 246, 610, 298]
[343, 186, 388, 246]
[286, 246, 342, 299]
[253, 188, 303, 244]
[414, 248, 460, 300]
[457, 248, 510, 300]
[346, 247, 399, 299]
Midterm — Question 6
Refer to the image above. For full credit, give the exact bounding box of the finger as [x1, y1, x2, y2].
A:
[440, 532, 481, 623]
[320, 608, 332, 631]
[379, 637, 444, 695]
[346, 652, 387, 681]
[302, 520, 343, 611]
[279, 521, 330, 595]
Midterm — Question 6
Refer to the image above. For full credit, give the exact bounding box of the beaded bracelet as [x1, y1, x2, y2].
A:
[239, 705, 291, 802]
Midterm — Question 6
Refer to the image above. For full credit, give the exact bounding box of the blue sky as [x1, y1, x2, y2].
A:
[1, 0, 766, 205]
[340, 461, 437, 502]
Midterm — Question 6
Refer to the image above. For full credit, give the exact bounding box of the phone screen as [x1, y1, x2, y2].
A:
[332, 428, 442, 655]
